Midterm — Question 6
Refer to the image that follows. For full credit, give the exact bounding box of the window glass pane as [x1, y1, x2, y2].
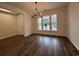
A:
[51, 14, 57, 31]
[42, 16, 50, 30]
[37, 17, 42, 30]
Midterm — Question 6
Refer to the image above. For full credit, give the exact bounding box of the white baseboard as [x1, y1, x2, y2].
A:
[67, 35, 79, 51]
[24, 33, 32, 37]
[0, 34, 18, 40]
[33, 32, 67, 37]
[0, 33, 32, 40]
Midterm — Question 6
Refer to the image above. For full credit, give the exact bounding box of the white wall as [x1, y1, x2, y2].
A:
[0, 13, 17, 39]
[24, 13, 32, 36]
[0, 3, 32, 38]
[32, 7, 68, 36]
[68, 3, 79, 50]
[17, 14, 24, 35]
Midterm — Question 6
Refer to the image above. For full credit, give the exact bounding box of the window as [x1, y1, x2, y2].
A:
[37, 17, 42, 30]
[42, 16, 50, 30]
[37, 14, 57, 31]
[51, 14, 57, 31]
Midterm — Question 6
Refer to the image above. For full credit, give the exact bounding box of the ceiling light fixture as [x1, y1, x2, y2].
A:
[31, 2, 42, 17]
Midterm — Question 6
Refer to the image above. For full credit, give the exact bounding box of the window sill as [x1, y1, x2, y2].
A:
[37, 30, 58, 32]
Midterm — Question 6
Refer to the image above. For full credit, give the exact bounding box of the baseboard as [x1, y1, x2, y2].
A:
[0, 34, 18, 40]
[32, 32, 67, 37]
[32, 33, 67, 38]
[24, 33, 32, 37]
[66, 36, 79, 54]
[0, 33, 33, 40]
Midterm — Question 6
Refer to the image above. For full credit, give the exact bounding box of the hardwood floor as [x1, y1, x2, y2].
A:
[0, 34, 79, 56]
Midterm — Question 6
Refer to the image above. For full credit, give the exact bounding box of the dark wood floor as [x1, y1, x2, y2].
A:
[0, 34, 79, 56]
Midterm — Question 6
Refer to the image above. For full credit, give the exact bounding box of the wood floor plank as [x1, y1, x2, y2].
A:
[0, 34, 79, 56]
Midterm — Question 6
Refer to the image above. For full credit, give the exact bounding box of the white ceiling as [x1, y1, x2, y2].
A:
[6, 2, 68, 13]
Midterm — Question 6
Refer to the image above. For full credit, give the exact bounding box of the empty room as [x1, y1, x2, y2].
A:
[0, 2, 79, 56]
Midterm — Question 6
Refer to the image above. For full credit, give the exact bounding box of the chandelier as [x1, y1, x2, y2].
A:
[31, 2, 42, 17]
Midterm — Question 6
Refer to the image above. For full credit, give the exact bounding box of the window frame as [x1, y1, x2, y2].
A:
[51, 14, 58, 32]
[37, 14, 58, 32]
[42, 15, 50, 31]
